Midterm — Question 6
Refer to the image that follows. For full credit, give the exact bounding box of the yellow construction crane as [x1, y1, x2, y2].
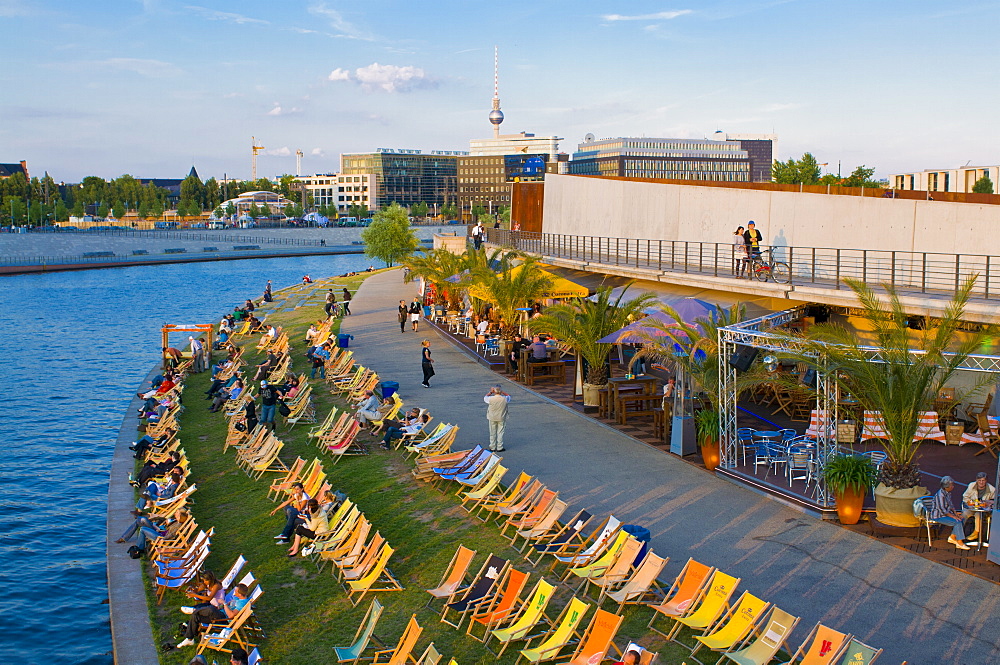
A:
[251, 136, 265, 180]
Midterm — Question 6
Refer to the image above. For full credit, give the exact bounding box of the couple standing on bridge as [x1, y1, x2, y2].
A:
[733, 221, 764, 279]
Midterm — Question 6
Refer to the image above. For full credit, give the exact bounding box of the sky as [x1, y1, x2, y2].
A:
[2, 0, 998, 183]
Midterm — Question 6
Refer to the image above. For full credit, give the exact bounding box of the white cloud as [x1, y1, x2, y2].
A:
[327, 63, 436, 93]
[185, 5, 269, 25]
[266, 104, 301, 116]
[265, 146, 292, 156]
[602, 10, 692, 21]
[310, 147, 325, 157]
[95, 58, 180, 78]
[308, 3, 373, 40]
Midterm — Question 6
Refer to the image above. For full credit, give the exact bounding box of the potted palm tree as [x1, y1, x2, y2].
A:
[801, 276, 992, 526]
[694, 407, 722, 471]
[821, 453, 877, 524]
[529, 283, 656, 405]
[467, 255, 553, 339]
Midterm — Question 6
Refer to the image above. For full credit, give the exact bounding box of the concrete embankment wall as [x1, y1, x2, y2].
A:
[541, 173, 1000, 255]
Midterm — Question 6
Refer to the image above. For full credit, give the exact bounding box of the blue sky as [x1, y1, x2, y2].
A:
[2, 0, 997, 182]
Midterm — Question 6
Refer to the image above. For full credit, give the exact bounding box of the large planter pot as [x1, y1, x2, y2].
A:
[700, 441, 721, 472]
[874, 483, 928, 527]
[833, 487, 865, 525]
[582, 382, 606, 407]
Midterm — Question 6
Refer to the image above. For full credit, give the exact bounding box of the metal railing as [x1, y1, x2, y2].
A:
[485, 228, 1000, 301]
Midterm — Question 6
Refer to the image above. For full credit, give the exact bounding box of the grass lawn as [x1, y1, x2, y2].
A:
[142, 272, 712, 664]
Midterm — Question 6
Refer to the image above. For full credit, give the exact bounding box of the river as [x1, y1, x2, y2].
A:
[0, 255, 373, 663]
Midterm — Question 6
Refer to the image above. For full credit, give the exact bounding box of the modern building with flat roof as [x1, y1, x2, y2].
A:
[890, 165, 998, 193]
[297, 173, 378, 213]
[340, 149, 466, 210]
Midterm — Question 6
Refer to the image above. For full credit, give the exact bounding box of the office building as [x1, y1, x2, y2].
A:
[569, 135, 752, 182]
[890, 165, 999, 193]
[340, 149, 465, 210]
[297, 173, 378, 213]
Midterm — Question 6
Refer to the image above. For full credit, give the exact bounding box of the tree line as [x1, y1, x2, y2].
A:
[772, 152, 995, 193]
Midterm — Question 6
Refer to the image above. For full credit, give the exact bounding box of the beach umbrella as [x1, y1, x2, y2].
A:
[597, 299, 713, 344]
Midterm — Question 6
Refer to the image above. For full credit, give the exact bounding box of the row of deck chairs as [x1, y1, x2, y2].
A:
[265, 458, 405, 607]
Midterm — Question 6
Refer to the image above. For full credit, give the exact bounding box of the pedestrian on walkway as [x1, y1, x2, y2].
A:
[342, 287, 352, 315]
[188, 336, 205, 373]
[421, 339, 435, 388]
[409, 297, 422, 332]
[398, 300, 408, 333]
[324, 290, 336, 317]
[259, 380, 280, 431]
[472, 221, 484, 250]
[484, 385, 510, 451]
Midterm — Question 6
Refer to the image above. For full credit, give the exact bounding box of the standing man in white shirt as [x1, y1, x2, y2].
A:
[484, 385, 511, 452]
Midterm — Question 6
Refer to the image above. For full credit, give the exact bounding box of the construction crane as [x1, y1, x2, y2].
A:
[251, 136, 265, 181]
[295, 149, 303, 176]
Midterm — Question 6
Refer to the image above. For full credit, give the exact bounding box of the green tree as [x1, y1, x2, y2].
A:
[284, 203, 296, 219]
[260, 203, 272, 218]
[361, 202, 420, 267]
[498, 205, 511, 227]
[348, 204, 369, 219]
[225, 202, 237, 218]
[112, 201, 125, 219]
[152, 200, 164, 219]
[467, 254, 553, 338]
[98, 202, 110, 218]
[772, 152, 822, 185]
[204, 177, 220, 209]
[180, 174, 205, 208]
[402, 247, 471, 309]
[441, 203, 458, 220]
[214, 206, 224, 219]
[175, 200, 188, 217]
[410, 201, 429, 219]
[7, 197, 27, 224]
[138, 200, 150, 219]
[841, 165, 881, 188]
[972, 175, 995, 194]
[54, 199, 69, 222]
[247, 203, 260, 219]
[471, 204, 488, 221]
[71, 200, 85, 218]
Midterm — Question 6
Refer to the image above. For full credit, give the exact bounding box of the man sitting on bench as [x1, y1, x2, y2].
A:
[527, 335, 549, 363]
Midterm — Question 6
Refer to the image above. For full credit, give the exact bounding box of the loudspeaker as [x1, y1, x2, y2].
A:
[728, 345, 759, 372]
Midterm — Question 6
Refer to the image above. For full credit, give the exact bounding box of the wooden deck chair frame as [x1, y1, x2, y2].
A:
[490, 479, 546, 524]
[777, 621, 851, 665]
[415, 643, 442, 665]
[465, 566, 531, 642]
[562, 531, 637, 588]
[424, 545, 478, 610]
[440, 554, 510, 630]
[333, 596, 387, 664]
[555, 607, 624, 665]
[337, 529, 384, 583]
[524, 509, 594, 566]
[576, 536, 646, 599]
[463, 467, 524, 514]
[371, 614, 422, 665]
[486, 579, 557, 658]
[460, 463, 509, 511]
[267, 457, 306, 501]
[195, 601, 259, 655]
[317, 515, 371, 572]
[601, 552, 669, 612]
[835, 638, 883, 665]
[515, 595, 591, 664]
[501, 489, 560, 539]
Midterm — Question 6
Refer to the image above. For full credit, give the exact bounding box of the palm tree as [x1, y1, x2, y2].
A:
[467, 255, 552, 338]
[529, 283, 656, 395]
[799, 276, 992, 490]
[402, 248, 467, 309]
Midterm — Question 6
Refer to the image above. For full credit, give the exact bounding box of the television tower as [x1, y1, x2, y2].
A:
[489, 46, 504, 139]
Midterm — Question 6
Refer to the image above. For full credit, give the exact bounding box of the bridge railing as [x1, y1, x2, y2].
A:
[485, 228, 1000, 301]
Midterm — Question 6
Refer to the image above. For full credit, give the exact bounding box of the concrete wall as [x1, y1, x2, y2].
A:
[541, 174, 1000, 255]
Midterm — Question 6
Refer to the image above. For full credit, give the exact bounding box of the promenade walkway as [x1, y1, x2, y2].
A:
[343, 268, 1000, 664]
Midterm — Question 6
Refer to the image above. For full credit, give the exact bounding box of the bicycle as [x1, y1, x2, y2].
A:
[747, 248, 791, 284]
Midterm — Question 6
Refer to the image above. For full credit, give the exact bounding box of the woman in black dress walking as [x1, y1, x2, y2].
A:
[421, 339, 434, 388]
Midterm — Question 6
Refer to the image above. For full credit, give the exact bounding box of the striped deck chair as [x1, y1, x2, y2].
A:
[517, 596, 591, 663]
[961, 415, 1000, 457]
[803, 410, 834, 440]
[913, 411, 946, 443]
[860, 411, 889, 441]
[333, 599, 385, 664]
[488, 579, 556, 658]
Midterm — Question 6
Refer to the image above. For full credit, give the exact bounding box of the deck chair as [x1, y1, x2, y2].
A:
[195, 598, 259, 655]
[347, 544, 404, 606]
[517, 596, 591, 664]
[470, 471, 533, 520]
[525, 510, 593, 565]
[913, 411, 946, 443]
[835, 638, 882, 665]
[546, 516, 622, 575]
[777, 623, 851, 665]
[267, 457, 307, 500]
[372, 614, 422, 665]
[414, 445, 484, 482]
[333, 599, 386, 664]
[860, 412, 888, 441]
[511, 499, 568, 552]
[404, 423, 453, 457]
[336, 525, 382, 581]
[443, 454, 503, 493]
[220, 555, 248, 592]
[552, 607, 623, 665]
[719, 606, 798, 665]
[415, 644, 442, 665]
[425, 545, 478, 610]
[502, 489, 559, 538]
[618, 642, 658, 665]
[487, 579, 556, 657]
[688, 591, 770, 659]
[803, 410, 834, 439]
[601, 552, 669, 611]
[659, 569, 740, 641]
[460, 463, 508, 510]
[492, 479, 547, 524]
[319, 516, 372, 572]
[440, 554, 509, 629]
[566, 532, 642, 593]
[465, 567, 531, 642]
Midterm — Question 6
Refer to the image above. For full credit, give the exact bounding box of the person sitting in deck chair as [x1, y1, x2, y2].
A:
[373, 407, 420, 436]
[209, 378, 244, 413]
[354, 390, 383, 426]
[287, 498, 328, 557]
[132, 450, 181, 487]
[175, 583, 251, 649]
[130, 428, 176, 458]
[381, 413, 430, 450]
[138, 372, 176, 400]
[137, 467, 183, 511]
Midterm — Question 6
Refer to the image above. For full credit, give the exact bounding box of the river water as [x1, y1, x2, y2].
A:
[0, 255, 372, 663]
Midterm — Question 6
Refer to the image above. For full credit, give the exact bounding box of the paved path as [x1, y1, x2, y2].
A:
[343, 268, 1000, 664]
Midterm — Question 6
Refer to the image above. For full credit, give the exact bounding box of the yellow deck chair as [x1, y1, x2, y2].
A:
[577, 536, 645, 598]
[777, 622, 851, 665]
[372, 614, 422, 665]
[517, 596, 591, 664]
[471, 471, 533, 518]
[553, 607, 623, 665]
[688, 591, 768, 658]
[662, 570, 740, 641]
[721, 606, 799, 665]
[415, 643, 442, 665]
[648, 558, 715, 637]
[425, 545, 478, 610]
[602, 552, 669, 612]
[347, 543, 403, 606]
[562, 531, 634, 584]
[319, 516, 372, 572]
[460, 464, 508, 509]
[489, 579, 556, 658]
[267, 457, 306, 501]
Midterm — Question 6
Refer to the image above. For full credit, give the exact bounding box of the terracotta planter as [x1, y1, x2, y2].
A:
[833, 486, 865, 525]
[582, 383, 606, 407]
[874, 483, 928, 527]
[701, 440, 721, 472]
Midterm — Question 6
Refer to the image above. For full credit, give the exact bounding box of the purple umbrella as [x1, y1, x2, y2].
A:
[597, 298, 714, 344]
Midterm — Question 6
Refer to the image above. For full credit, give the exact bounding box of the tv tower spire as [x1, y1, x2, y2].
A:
[488, 45, 504, 139]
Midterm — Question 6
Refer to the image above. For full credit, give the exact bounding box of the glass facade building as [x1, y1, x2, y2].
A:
[569, 137, 755, 182]
[340, 149, 466, 209]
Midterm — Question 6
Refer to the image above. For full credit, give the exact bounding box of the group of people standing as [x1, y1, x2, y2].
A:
[324, 288, 353, 318]
[732, 220, 764, 278]
[397, 298, 423, 333]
